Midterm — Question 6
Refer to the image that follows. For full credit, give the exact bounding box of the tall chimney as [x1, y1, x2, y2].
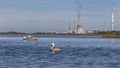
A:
[111, 7, 115, 31]
[69, 22, 71, 30]
[104, 21, 106, 32]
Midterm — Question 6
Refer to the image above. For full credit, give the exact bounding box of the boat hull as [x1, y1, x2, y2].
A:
[23, 37, 39, 41]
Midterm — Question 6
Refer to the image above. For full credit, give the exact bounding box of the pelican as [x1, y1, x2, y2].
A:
[50, 43, 61, 52]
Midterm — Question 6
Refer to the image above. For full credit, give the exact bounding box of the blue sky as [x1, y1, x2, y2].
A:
[0, 0, 120, 32]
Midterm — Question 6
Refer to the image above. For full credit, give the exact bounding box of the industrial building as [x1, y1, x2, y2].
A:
[68, 22, 85, 34]
[68, 1, 85, 34]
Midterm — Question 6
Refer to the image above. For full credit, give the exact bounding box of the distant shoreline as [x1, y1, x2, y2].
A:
[0, 31, 120, 36]
[0, 32, 102, 38]
[0, 31, 100, 35]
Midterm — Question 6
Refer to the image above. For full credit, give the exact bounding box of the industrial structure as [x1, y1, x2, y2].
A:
[102, 6, 115, 32]
[68, 0, 85, 34]
[67, 20, 85, 34]
[76, 1, 84, 34]
[103, 21, 107, 32]
[111, 6, 115, 31]
[68, 22, 73, 33]
[76, 8, 84, 34]
[73, 22, 77, 33]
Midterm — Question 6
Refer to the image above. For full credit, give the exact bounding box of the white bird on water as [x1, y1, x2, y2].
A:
[50, 43, 61, 52]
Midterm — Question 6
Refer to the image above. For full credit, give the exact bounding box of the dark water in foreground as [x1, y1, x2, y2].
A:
[0, 35, 120, 68]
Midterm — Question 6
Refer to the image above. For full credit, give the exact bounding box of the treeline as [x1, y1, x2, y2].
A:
[99, 31, 120, 34]
[0, 31, 25, 34]
[0, 31, 120, 35]
[0, 31, 57, 34]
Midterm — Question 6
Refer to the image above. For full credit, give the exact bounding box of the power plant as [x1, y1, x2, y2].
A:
[67, 16, 85, 34]
[68, 0, 85, 34]
[68, 2, 116, 34]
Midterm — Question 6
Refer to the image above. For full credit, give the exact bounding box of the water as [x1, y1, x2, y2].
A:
[0, 35, 120, 68]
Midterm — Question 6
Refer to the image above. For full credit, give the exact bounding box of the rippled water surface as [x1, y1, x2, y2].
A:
[0, 35, 120, 68]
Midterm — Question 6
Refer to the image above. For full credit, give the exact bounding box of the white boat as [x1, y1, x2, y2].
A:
[23, 35, 39, 41]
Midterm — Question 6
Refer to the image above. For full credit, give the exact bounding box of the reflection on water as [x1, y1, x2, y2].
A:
[0, 35, 120, 68]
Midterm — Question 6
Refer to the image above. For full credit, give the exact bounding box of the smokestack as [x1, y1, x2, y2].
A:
[68, 22, 72, 33]
[75, 0, 82, 25]
[77, 10, 80, 25]
[103, 21, 106, 32]
[111, 7, 115, 31]
[69, 22, 71, 30]
[74, 22, 76, 30]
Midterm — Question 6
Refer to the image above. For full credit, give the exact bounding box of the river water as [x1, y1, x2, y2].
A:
[0, 35, 120, 68]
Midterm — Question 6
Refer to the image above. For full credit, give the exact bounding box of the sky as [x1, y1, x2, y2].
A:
[0, 0, 120, 32]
